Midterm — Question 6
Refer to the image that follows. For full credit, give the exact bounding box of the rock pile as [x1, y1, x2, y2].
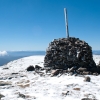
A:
[44, 37, 97, 74]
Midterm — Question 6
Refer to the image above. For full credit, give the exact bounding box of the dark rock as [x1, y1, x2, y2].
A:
[84, 76, 91, 82]
[96, 66, 100, 73]
[26, 65, 35, 71]
[0, 93, 5, 99]
[78, 67, 87, 72]
[8, 77, 13, 80]
[41, 68, 45, 70]
[12, 73, 19, 75]
[62, 91, 69, 95]
[19, 93, 25, 98]
[35, 65, 42, 70]
[3, 67, 9, 70]
[90, 67, 98, 73]
[81, 98, 97, 100]
[73, 88, 80, 91]
[0, 81, 11, 86]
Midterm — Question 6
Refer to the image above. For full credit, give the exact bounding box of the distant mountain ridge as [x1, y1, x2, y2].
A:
[0, 51, 45, 66]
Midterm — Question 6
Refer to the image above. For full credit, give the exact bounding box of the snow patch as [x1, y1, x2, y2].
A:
[93, 55, 100, 65]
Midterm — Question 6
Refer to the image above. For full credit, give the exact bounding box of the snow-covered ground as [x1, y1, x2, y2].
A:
[0, 55, 100, 100]
[93, 55, 100, 65]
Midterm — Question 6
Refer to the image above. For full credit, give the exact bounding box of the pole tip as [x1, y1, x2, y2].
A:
[64, 8, 66, 11]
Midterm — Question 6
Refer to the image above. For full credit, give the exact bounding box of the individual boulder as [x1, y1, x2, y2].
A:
[73, 88, 80, 91]
[26, 65, 35, 71]
[51, 69, 62, 76]
[0, 93, 5, 99]
[84, 76, 91, 82]
[35, 65, 42, 70]
[81, 98, 97, 100]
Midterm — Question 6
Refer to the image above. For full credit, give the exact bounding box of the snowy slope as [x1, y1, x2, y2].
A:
[93, 55, 100, 65]
[0, 55, 100, 100]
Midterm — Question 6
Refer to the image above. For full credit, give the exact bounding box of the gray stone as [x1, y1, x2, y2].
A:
[84, 76, 91, 82]
[78, 67, 87, 72]
[35, 65, 42, 70]
[82, 71, 90, 75]
[0, 93, 5, 99]
[51, 69, 60, 76]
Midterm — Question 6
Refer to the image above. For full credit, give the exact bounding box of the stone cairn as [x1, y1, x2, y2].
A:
[44, 37, 99, 75]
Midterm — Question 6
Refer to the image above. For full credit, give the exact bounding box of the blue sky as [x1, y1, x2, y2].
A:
[0, 0, 100, 51]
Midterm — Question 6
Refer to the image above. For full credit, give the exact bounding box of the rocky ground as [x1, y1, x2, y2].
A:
[0, 55, 100, 100]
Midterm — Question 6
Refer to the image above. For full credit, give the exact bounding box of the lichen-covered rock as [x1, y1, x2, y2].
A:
[44, 37, 96, 74]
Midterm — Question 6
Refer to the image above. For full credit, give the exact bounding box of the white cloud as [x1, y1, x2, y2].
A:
[0, 51, 8, 56]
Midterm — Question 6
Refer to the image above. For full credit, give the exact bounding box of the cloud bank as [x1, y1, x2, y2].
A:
[0, 51, 8, 56]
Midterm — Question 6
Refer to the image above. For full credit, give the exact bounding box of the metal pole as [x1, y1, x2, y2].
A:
[64, 8, 69, 38]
